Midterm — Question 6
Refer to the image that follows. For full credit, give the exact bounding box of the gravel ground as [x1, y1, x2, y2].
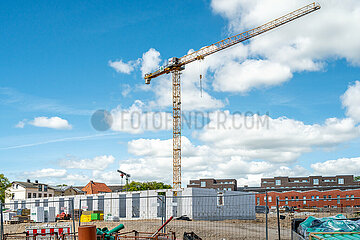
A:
[2, 215, 292, 240]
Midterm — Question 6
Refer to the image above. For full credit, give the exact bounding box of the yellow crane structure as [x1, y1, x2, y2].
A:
[144, 2, 320, 190]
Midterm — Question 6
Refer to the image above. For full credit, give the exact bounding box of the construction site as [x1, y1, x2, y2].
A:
[2, 0, 360, 239]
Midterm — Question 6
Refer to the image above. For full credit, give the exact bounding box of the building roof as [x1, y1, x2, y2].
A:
[81, 181, 112, 194]
[51, 185, 86, 194]
[107, 185, 124, 192]
[13, 181, 54, 190]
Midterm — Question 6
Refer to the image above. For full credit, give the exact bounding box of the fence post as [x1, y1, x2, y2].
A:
[277, 197, 281, 240]
[71, 199, 76, 239]
[160, 195, 165, 234]
[265, 191, 268, 240]
[78, 199, 82, 227]
[163, 195, 167, 234]
[0, 202, 3, 240]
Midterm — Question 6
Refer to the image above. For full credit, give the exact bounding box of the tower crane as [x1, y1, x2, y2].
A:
[144, 2, 320, 190]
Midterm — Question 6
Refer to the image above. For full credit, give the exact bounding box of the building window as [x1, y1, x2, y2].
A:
[38, 193, 42, 198]
[44, 194, 47, 198]
[263, 181, 267, 183]
[285, 197, 288, 205]
[38, 185, 42, 191]
[346, 195, 349, 200]
[28, 193, 31, 199]
[338, 178, 344, 184]
[228, 188, 231, 191]
[49, 194, 52, 197]
[351, 195, 355, 200]
[268, 196, 272, 202]
[44, 185, 48, 192]
[328, 195, 331, 200]
[303, 196, 306, 204]
[33, 193, 36, 198]
[257, 197, 260, 205]
[316, 196, 319, 201]
[302, 180, 308, 182]
[217, 192, 224, 206]
[311, 196, 315, 200]
[200, 182, 206, 187]
[275, 180, 281, 186]
[324, 196, 327, 201]
[337, 195, 340, 204]
[313, 179, 319, 185]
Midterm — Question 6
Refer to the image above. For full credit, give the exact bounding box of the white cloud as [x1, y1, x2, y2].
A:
[29, 116, 72, 130]
[109, 59, 139, 74]
[60, 155, 115, 171]
[196, 112, 360, 163]
[212, 59, 292, 93]
[311, 157, 360, 175]
[121, 84, 131, 97]
[15, 120, 25, 128]
[342, 81, 360, 123]
[111, 100, 172, 134]
[120, 136, 314, 186]
[208, 0, 360, 93]
[25, 168, 67, 178]
[140, 48, 161, 77]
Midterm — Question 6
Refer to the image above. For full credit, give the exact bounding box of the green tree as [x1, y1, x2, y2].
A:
[124, 181, 171, 191]
[355, 176, 360, 181]
[0, 174, 11, 203]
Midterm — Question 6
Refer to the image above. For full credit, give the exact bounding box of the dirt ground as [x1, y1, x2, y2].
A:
[2, 214, 292, 240]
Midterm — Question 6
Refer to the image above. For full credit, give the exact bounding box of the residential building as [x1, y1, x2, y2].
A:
[52, 186, 86, 196]
[187, 178, 237, 191]
[256, 188, 360, 208]
[5, 179, 55, 202]
[81, 181, 112, 194]
[107, 185, 125, 192]
[261, 175, 360, 190]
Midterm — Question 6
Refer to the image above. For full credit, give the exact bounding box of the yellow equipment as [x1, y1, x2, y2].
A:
[144, 3, 320, 190]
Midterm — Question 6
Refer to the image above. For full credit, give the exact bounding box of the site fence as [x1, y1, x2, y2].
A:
[1, 192, 280, 240]
[0, 199, 76, 240]
[276, 196, 360, 240]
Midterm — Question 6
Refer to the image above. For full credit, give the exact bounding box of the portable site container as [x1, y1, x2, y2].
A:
[10, 188, 256, 221]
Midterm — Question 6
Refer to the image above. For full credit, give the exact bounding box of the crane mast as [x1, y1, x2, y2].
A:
[144, 2, 320, 190]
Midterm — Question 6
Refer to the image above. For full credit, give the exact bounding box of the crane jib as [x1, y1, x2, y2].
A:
[144, 2, 320, 83]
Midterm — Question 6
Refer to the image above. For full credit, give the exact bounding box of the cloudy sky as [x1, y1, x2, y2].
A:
[1, 0, 360, 187]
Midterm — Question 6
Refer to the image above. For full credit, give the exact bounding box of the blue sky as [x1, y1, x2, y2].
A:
[1, 0, 360, 187]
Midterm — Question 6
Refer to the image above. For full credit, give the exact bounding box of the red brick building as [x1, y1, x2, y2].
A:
[256, 189, 360, 208]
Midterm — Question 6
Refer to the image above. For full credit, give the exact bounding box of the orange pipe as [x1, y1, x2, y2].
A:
[78, 225, 96, 240]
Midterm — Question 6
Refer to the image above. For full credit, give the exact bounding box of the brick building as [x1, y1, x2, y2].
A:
[256, 189, 360, 208]
[81, 181, 112, 194]
[261, 175, 360, 189]
[187, 178, 237, 191]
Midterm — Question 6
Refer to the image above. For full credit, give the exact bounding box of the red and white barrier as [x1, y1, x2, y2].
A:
[26, 226, 71, 236]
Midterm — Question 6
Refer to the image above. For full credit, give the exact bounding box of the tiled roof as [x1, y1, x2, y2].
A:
[81, 181, 112, 194]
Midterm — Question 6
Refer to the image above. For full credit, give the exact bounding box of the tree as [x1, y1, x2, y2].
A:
[0, 174, 11, 203]
[355, 176, 360, 181]
[124, 181, 171, 191]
